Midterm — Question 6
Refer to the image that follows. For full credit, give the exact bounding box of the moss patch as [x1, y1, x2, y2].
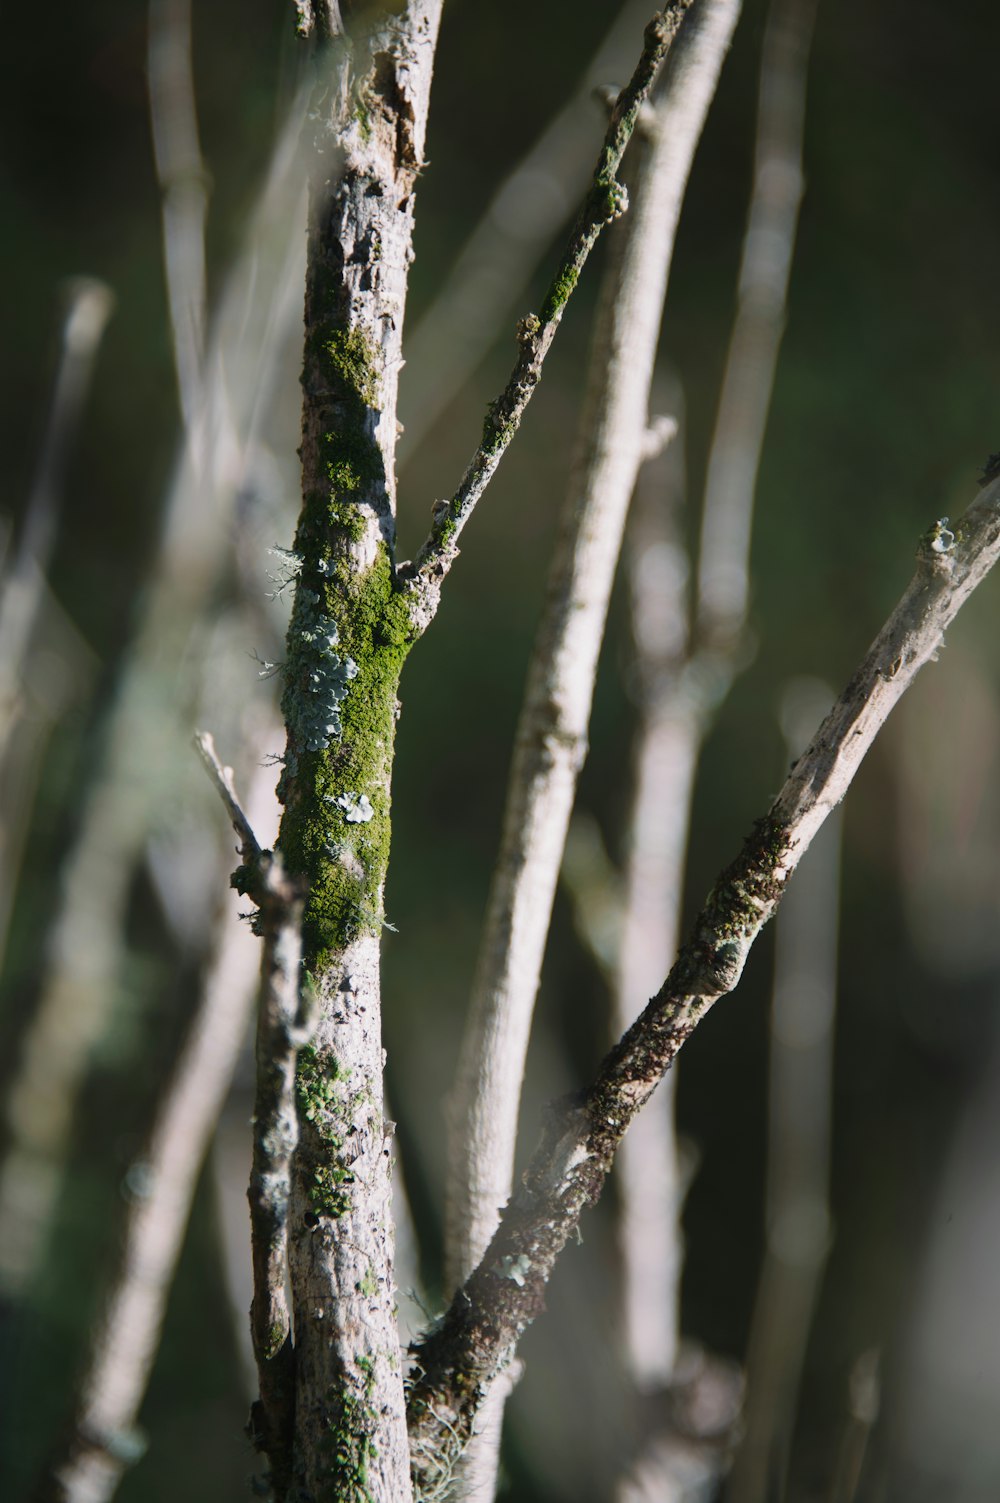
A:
[279, 545, 417, 967]
[321, 1362, 379, 1503]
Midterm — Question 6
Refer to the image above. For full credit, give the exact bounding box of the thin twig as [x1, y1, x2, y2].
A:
[197, 727, 310, 1492]
[398, 0, 658, 461]
[401, 2, 695, 629]
[696, 0, 819, 646]
[246, 859, 309, 1491]
[194, 730, 263, 869]
[406, 478, 1000, 1490]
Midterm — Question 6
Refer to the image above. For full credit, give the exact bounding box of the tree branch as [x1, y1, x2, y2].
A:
[406, 475, 1000, 1489]
[400, 1, 696, 632]
[398, 0, 660, 463]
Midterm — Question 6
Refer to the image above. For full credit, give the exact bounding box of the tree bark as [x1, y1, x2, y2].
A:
[270, 9, 441, 1500]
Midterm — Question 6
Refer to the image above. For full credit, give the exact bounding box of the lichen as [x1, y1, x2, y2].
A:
[279, 545, 417, 967]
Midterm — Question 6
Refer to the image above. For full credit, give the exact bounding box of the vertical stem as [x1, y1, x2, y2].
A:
[272, 11, 441, 1500]
[443, 7, 740, 1496]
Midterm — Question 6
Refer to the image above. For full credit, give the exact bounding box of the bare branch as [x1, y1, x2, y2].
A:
[696, 0, 819, 646]
[401, 1, 696, 630]
[407, 476, 1000, 1487]
[195, 730, 263, 862]
[398, 0, 658, 461]
[246, 857, 310, 1492]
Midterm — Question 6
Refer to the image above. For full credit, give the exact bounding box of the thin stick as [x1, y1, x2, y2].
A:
[398, 0, 658, 461]
[697, 0, 819, 645]
[402, 2, 695, 631]
[406, 478, 1000, 1492]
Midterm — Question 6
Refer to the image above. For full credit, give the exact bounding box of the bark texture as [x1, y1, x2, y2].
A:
[270, 9, 441, 1501]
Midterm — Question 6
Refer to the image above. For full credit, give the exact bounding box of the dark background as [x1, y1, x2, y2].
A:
[3, 1, 1000, 1499]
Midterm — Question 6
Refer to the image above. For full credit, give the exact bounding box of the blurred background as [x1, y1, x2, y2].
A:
[2, 1, 1000, 1500]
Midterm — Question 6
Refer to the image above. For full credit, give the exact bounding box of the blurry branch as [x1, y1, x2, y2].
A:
[614, 405, 733, 1503]
[0, 280, 114, 698]
[0, 96, 308, 1297]
[0, 280, 112, 965]
[407, 475, 1000, 1489]
[399, 0, 658, 461]
[148, 0, 208, 436]
[697, 0, 818, 646]
[401, 1, 696, 632]
[727, 678, 839, 1503]
[614, 3, 819, 1494]
[829, 1349, 881, 1503]
[40, 739, 281, 1503]
[437, 6, 739, 1498]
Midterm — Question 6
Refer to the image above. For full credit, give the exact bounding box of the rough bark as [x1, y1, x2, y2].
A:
[406, 478, 1000, 1491]
[270, 9, 441, 1500]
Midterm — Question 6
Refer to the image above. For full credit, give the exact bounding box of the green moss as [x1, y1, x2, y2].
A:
[321, 429, 382, 495]
[706, 815, 792, 943]
[480, 400, 518, 458]
[312, 325, 382, 409]
[321, 1385, 379, 1503]
[279, 546, 418, 967]
[296, 1046, 357, 1219]
[540, 263, 580, 323]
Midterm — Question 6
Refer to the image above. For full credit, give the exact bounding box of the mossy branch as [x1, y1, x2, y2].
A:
[406, 473, 1000, 1490]
[401, 1, 695, 629]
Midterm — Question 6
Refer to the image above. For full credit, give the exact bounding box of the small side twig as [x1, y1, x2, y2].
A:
[402, 2, 695, 629]
[195, 730, 312, 1491]
[194, 730, 263, 870]
[398, 0, 656, 460]
[246, 857, 309, 1491]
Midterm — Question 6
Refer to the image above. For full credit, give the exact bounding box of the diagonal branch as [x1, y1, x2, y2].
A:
[401, 1, 695, 632]
[398, 0, 660, 462]
[406, 476, 1000, 1491]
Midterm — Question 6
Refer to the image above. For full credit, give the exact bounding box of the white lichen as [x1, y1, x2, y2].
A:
[335, 791, 375, 824]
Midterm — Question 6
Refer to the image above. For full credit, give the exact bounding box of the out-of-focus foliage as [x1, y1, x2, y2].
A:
[2, 2, 1000, 1499]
